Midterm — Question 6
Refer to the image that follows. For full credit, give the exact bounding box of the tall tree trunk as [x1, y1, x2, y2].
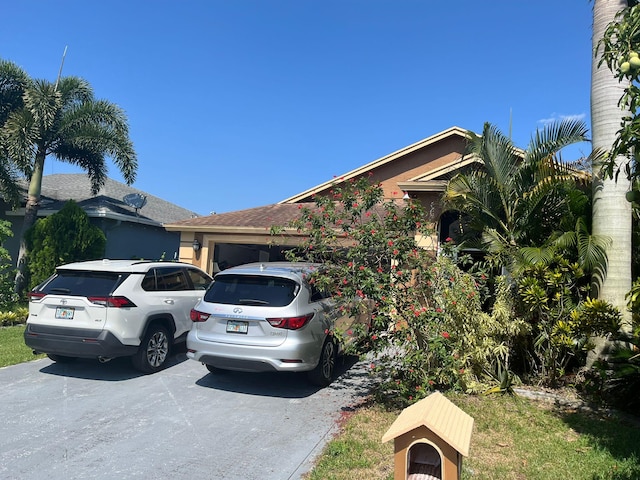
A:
[14, 149, 45, 294]
[591, 0, 633, 362]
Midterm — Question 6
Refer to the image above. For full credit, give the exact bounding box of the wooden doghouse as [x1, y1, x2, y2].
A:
[382, 391, 474, 480]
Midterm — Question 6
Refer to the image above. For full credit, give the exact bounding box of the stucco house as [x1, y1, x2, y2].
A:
[165, 126, 481, 275]
[0, 173, 201, 263]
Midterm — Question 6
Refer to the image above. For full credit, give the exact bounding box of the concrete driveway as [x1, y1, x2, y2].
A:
[0, 351, 371, 480]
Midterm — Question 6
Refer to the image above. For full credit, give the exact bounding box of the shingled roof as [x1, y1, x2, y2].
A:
[30, 174, 199, 225]
[165, 203, 312, 232]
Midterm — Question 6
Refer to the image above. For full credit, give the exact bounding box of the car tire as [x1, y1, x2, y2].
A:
[308, 338, 336, 387]
[47, 354, 77, 363]
[132, 325, 170, 373]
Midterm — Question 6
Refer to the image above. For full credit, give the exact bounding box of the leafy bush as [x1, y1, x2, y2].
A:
[25, 200, 106, 288]
[0, 219, 19, 308]
[513, 257, 621, 385]
[0, 306, 28, 326]
[272, 177, 525, 406]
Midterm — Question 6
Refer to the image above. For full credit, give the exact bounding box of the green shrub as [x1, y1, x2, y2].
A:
[0, 306, 28, 326]
[514, 258, 621, 385]
[25, 200, 106, 288]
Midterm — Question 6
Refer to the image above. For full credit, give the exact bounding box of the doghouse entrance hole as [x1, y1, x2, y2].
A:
[407, 442, 442, 480]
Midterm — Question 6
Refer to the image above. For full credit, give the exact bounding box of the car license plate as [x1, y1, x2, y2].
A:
[55, 307, 75, 320]
[226, 320, 248, 334]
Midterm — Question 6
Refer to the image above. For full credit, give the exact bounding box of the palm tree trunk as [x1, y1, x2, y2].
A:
[591, 0, 633, 361]
[14, 149, 45, 294]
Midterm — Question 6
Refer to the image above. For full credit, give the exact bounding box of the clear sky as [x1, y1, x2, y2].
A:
[2, 0, 594, 216]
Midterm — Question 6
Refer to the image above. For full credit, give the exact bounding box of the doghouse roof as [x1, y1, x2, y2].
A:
[381, 391, 474, 457]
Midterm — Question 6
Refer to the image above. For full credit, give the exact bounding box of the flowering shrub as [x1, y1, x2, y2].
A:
[272, 177, 519, 406]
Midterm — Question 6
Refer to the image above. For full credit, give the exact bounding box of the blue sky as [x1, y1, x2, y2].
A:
[2, 1, 593, 215]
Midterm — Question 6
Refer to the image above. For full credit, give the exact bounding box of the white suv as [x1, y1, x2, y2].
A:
[25, 259, 212, 373]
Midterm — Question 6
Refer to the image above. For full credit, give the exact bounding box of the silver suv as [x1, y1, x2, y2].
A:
[25, 259, 213, 373]
[186, 262, 371, 386]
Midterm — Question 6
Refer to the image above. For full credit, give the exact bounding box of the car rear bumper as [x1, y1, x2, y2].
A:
[186, 335, 322, 373]
[24, 323, 138, 359]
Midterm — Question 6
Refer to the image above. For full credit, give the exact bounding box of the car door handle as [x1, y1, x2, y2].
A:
[164, 299, 175, 305]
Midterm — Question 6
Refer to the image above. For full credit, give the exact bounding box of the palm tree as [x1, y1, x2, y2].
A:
[442, 119, 606, 277]
[591, 0, 633, 338]
[0, 60, 30, 207]
[0, 61, 137, 293]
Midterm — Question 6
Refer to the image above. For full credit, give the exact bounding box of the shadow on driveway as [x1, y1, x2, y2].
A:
[37, 352, 189, 381]
[194, 354, 371, 400]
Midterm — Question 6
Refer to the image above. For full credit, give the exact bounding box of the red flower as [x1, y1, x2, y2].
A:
[441, 331, 450, 339]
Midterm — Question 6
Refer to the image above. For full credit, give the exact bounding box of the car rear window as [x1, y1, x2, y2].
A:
[38, 270, 128, 297]
[204, 274, 299, 307]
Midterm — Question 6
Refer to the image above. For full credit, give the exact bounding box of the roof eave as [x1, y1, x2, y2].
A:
[279, 126, 471, 204]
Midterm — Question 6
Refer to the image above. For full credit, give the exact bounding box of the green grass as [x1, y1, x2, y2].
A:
[305, 394, 640, 480]
[0, 324, 44, 367]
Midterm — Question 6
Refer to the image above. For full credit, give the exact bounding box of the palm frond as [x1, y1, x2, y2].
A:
[519, 246, 556, 266]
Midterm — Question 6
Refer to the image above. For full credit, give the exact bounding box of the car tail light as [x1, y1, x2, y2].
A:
[190, 309, 210, 322]
[267, 313, 314, 330]
[87, 296, 137, 308]
[28, 292, 46, 302]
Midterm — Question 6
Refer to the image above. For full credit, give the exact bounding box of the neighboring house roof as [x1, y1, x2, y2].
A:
[13, 174, 199, 226]
[165, 203, 310, 232]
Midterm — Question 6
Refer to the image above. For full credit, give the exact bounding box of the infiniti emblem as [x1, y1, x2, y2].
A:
[233, 307, 243, 314]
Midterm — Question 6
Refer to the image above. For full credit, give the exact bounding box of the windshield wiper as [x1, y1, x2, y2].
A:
[238, 298, 269, 306]
[49, 288, 71, 294]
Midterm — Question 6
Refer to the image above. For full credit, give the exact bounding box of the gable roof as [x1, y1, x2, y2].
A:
[279, 126, 470, 204]
[20, 174, 199, 226]
[381, 391, 474, 457]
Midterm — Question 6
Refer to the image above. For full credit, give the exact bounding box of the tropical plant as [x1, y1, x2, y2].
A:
[0, 60, 30, 207]
[0, 219, 18, 309]
[442, 120, 607, 281]
[0, 59, 137, 294]
[25, 200, 106, 289]
[597, 0, 640, 183]
[514, 259, 621, 386]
